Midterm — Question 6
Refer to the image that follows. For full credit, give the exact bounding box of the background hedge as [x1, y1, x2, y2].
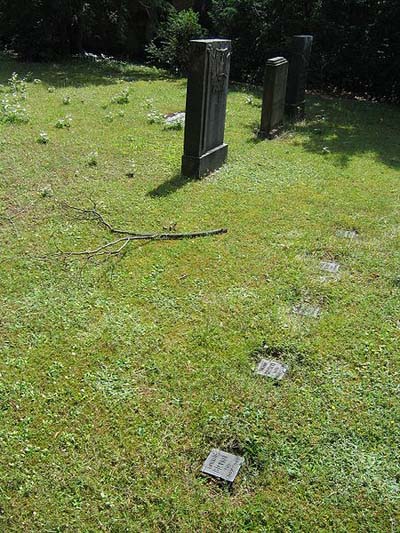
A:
[0, 0, 398, 101]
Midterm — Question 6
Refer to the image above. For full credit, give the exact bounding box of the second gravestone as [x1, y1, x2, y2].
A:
[181, 39, 231, 178]
[285, 35, 313, 119]
[259, 56, 289, 139]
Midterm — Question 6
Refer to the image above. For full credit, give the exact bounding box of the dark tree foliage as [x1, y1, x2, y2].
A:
[0, 0, 87, 60]
[0, 0, 167, 60]
[0, 0, 398, 100]
[314, 0, 400, 99]
[146, 8, 206, 73]
[209, 0, 400, 100]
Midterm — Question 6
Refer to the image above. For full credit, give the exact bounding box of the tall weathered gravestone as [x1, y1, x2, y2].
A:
[182, 39, 231, 178]
[285, 35, 313, 119]
[259, 56, 289, 139]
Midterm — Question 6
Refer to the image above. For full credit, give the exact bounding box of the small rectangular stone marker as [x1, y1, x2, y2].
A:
[336, 229, 358, 239]
[201, 449, 244, 482]
[292, 303, 321, 318]
[259, 57, 289, 139]
[320, 261, 340, 273]
[164, 111, 185, 127]
[285, 35, 313, 119]
[182, 39, 231, 178]
[255, 359, 288, 380]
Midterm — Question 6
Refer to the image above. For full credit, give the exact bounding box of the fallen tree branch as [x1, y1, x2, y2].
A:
[59, 203, 227, 258]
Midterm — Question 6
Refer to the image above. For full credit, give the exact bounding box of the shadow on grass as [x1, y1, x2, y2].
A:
[231, 83, 400, 170]
[245, 120, 263, 144]
[0, 53, 175, 88]
[245, 118, 294, 145]
[147, 172, 195, 198]
[292, 95, 400, 170]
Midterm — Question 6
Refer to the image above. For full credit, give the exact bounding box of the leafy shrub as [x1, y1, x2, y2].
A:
[87, 151, 98, 167]
[8, 72, 27, 96]
[126, 159, 136, 178]
[55, 116, 72, 129]
[146, 9, 206, 74]
[0, 73, 29, 124]
[111, 88, 130, 105]
[0, 98, 29, 124]
[37, 132, 49, 144]
[147, 109, 163, 124]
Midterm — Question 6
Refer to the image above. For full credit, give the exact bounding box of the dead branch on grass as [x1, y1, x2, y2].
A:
[58, 202, 227, 258]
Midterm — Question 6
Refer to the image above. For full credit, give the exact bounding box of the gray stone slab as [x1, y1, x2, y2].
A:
[320, 261, 340, 273]
[182, 39, 231, 178]
[336, 229, 358, 239]
[201, 449, 244, 482]
[319, 275, 339, 283]
[255, 359, 288, 380]
[292, 303, 321, 318]
[285, 35, 313, 119]
[259, 57, 288, 139]
[164, 111, 185, 127]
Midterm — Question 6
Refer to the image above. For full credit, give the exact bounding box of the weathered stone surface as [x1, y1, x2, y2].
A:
[201, 449, 244, 482]
[164, 112, 185, 128]
[320, 261, 340, 273]
[255, 359, 288, 380]
[336, 229, 358, 239]
[285, 35, 313, 119]
[292, 303, 321, 318]
[182, 39, 231, 178]
[259, 57, 289, 139]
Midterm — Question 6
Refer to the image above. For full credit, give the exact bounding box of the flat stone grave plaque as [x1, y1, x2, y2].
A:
[255, 359, 288, 380]
[319, 275, 339, 283]
[336, 229, 358, 239]
[201, 449, 244, 482]
[292, 303, 321, 318]
[320, 261, 340, 273]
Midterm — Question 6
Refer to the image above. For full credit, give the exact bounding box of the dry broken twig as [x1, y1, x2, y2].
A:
[59, 203, 227, 257]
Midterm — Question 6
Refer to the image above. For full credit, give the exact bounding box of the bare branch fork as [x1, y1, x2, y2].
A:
[59, 203, 227, 257]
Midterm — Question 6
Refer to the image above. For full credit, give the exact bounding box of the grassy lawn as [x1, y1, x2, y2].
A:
[0, 53, 399, 531]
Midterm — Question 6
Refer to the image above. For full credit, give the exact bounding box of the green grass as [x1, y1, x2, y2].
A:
[0, 53, 399, 531]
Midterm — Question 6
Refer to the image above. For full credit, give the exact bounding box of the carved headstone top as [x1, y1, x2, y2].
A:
[209, 46, 231, 92]
[267, 56, 288, 67]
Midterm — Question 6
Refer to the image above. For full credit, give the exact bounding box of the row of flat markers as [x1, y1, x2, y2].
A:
[201, 229, 358, 483]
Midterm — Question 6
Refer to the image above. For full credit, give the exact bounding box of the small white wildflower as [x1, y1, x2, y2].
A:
[126, 159, 136, 178]
[37, 132, 49, 144]
[87, 151, 98, 167]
